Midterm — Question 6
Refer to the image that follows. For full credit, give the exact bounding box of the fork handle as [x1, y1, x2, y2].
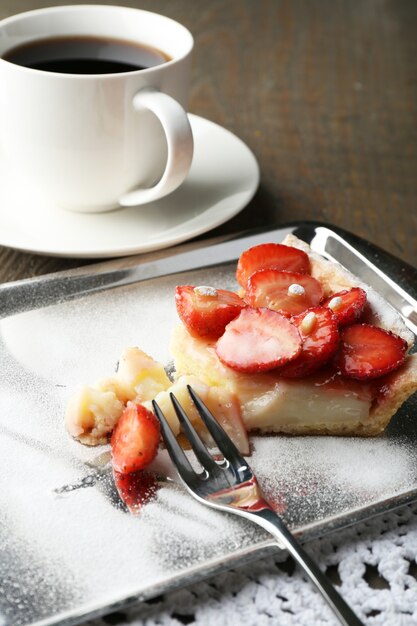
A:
[252, 509, 364, 626]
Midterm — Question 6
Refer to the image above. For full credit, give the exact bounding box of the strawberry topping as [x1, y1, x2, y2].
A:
[323, 287, 367, 326]
[111, 403, 160, 474]
[236, 243, 310, 287]
[245, 269, 324, 317]
[113, 469, 159, 514]
[334, 323, 408, 380]
[215, 307, 302, 373]
[279, 307, 340, 378]
[175, 285, 246, 339]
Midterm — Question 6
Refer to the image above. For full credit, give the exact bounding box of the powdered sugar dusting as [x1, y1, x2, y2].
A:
[0, 261, 416, 625]
[251, 435, 416, 528]
[0, 266, 253, 624]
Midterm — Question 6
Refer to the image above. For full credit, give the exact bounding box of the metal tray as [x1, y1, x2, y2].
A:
[1, 222, 416, 626]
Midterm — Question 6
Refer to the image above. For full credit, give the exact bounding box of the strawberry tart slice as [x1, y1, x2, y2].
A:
[171, 235, 417, 437]
[65, 234, 417, 475]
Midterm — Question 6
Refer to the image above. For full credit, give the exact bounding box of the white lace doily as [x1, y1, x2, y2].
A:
[84, 504, 417, 626]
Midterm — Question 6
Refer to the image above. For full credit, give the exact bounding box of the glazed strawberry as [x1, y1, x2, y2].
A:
[113, 469, 158, 514]
[245, 269, 324, 317]
[175, 285, 246, 339]
[111, 403, 160, 473]
[323, 287, 367, 326]
[236, 243, 310, 287]
[278, 307, 339, 377]
[215, 307, 302, 373]
[334, 324, 407, 380]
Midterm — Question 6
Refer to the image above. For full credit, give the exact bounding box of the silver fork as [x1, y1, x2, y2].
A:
[153, 386, 365, 626]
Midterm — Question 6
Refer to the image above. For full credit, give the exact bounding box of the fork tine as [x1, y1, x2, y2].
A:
[187, 386, 245, 464]
[152, 400, 198, 486]
[170, 393, 220, 474]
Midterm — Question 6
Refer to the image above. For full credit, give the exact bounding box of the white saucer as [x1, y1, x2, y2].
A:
[0, 115, 259, 258]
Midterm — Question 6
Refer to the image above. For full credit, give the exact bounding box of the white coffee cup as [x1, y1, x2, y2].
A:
[0, 5, 194, 212]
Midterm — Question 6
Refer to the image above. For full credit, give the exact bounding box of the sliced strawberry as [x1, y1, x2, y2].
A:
[323, 287, 367, 326]
[236, 243, 310, 287]
[175, 285, 246, 339]
[113, 469, 159, 514]
[278, 307, 339, 377]
[215, 307, 302, 373]
[245, 269, 324, 317]
[111, 403, 160, 474]
[334, 324, 408, 380]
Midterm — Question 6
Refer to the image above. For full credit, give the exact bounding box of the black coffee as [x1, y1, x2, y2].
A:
[2, 36, 171, 74]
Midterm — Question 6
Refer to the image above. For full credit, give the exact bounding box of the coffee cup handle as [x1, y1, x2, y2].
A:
[119, 88, 193, 206]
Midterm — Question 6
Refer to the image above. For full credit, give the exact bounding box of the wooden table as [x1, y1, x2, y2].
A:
[0, 0, 416, 283]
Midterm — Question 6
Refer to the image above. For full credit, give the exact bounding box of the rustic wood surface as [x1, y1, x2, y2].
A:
[0, 0, 416, 283]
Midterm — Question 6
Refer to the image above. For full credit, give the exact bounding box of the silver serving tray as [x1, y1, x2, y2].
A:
[1, 222, 416, 626]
